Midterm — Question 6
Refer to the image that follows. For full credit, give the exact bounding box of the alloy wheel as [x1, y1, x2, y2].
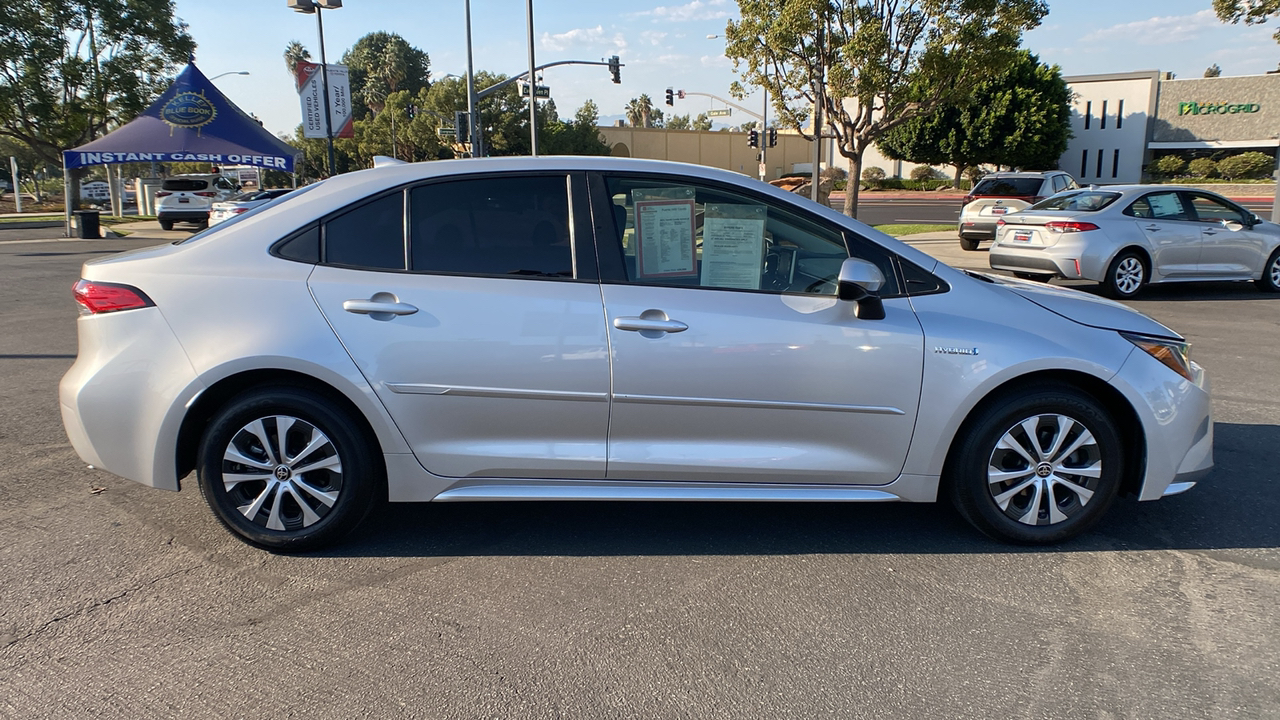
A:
[220, 415, 343, 532]
[1270, 255, 1280, 288]
[986, 413, 1102, 526]
[1113, 257, 1144, 296]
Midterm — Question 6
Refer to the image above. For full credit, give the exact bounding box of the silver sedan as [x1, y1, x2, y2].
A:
[60, 158, 1213, 551]
[989, 186, 1280, 298]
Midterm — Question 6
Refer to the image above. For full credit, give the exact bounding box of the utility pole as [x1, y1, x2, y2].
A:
[465, 0, 479, 157]
[526, 0, 538, 157]
[760, 84, 768, 182]
[289, 0, 342, 176]
[811, 25, 823, 203]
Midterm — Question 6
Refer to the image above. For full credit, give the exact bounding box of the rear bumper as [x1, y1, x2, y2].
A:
[958, 219, 997, 240]
[157, 210, 210, 222]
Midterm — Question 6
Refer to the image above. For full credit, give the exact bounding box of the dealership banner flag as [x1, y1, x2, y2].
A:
[296, 62, 355, 139]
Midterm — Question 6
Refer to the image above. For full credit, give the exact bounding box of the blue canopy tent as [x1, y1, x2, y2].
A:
[61, 62, 300, 234]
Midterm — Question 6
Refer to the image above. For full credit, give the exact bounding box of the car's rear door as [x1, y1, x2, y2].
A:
[1125, 191, 1202, 277]
[591, 173, 924, 485]
[308, 173, 611, 480]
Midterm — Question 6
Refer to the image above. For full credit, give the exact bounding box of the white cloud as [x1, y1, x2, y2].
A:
[640, 31, 668, 46]
[634, 0, 730, 23]
[700, 54, 730, 68]
[1081, 9, 1218, 46]
[541, 26, 628, 53]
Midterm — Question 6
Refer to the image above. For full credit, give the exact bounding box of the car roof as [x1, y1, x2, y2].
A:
[980, 171, 1062, 178]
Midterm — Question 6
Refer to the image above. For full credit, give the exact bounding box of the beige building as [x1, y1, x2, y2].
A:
[597, 126, 827, 181]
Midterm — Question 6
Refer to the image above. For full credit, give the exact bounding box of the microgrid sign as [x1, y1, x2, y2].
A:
[1177, 102, 1261, 116]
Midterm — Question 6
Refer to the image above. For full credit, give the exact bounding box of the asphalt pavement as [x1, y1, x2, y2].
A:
[1, 228, 1278, 718]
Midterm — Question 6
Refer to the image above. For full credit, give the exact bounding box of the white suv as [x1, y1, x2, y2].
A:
[156, 174, 238, 230]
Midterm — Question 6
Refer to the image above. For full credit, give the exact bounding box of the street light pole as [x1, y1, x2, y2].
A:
[314, 7, 337, 176]
[525, 0, 538, 157]
[209, 71, 250, 81]
[465, 0, 479, 157]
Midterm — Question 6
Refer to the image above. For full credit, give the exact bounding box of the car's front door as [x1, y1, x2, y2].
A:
[1185, 192, 1268, 277]
[308, 174, 611, 480]
[592, 174, 924, 485]
[1127, 191, 1202, 277]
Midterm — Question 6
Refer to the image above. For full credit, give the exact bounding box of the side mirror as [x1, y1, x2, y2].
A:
[837, 257, 886, 320]
[1222, 219, 1245, 232]
[1253, 214, 1266, 227]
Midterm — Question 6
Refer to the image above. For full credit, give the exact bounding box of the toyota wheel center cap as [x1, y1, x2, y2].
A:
[1035, 462, 1053, 478]
[274, 465, 292, 481]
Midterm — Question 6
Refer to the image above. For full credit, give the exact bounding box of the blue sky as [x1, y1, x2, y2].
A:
[172, 0, 1280, 138]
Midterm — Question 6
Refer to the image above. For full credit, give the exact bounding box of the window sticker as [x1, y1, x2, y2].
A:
[1148, 193, 1184, 219]
[700, 203, 767, 289]
[633, 187, 697, 278]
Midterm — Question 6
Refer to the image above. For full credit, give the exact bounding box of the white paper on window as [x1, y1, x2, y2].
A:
[633, 187, 697, 278]
[1148, 193, 1184, 218]
[700, 203, 767, 289]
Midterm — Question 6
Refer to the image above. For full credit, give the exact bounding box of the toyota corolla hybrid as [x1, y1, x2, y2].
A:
[60, 158, 1212, 551]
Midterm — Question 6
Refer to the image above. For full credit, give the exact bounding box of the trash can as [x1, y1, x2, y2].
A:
[73, 209, 101, 239]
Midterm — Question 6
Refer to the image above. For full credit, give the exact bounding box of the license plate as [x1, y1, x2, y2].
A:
[1013, 230, 1032, 243]
[991, 206, 1007, 215]
[178, 198, 189, 203]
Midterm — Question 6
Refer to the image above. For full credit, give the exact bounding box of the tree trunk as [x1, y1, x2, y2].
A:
[843, 150, 863, 219]
[953, 164, 964, 188]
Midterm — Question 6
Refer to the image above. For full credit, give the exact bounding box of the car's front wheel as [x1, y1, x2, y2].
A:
[1257, 247, 1280, 293]
[948, 385, 1123, 544]
[1102, 251, 1146, 299]
[196, 386, 379, 552]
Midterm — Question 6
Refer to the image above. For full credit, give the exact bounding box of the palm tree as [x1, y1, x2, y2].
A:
[283, 40, 312, 78]
[624, 95, 656, 128]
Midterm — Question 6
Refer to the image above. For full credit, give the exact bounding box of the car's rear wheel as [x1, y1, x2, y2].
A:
[1013, 272, 1053, 283]
[1102, 251, 1146, 299]
[159, 219, 174, 231]
[948, 385, 1123, 544]
[1256, 248, 1280, 293]
[960, 237, 980, 251]
[196, 387, 379, 552]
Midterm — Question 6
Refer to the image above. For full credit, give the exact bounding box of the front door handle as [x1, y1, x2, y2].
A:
[613, 309, 688, 336]
[343, 292, 418, 319]
[1143, 225, 1161, 232]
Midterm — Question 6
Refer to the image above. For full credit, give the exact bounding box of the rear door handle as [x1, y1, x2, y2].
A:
[1143, 225, 1161, 232]
[613, 310, 688, 335]
[343, 293, 418, 318]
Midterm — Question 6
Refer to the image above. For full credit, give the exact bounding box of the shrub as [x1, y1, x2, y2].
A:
[963, 166, 987, 184]
[1152, 155, 1186, 177]
[1187, 158, 1219, 179]
[909, 165, 937, 181]
[820, 166, 847, 182]
[1216, 152, 1274, 180]
[861, 166, 886, 181]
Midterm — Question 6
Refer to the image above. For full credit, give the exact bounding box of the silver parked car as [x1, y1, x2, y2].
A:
[989, 186, 1280, 298]
[60, 158, 1213, 551]
[210, 188, 295, 226]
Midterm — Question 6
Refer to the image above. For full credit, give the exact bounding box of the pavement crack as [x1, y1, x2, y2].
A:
[2, 564, 201, 651]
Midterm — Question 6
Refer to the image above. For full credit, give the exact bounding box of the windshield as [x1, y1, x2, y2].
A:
[1029, 191, 1121, 212]
[174, 182, 323, 245]
[972, 177, 1043, 197]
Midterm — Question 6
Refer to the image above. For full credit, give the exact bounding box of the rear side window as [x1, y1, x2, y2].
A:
[972, 178, 1043, 196]
[1126, 192, 1188, 221]
[1030, 191, 1121, 212]
[325, 192, 405, 270]
[409, 175, 572, 278]
[162, 178, 209, 191]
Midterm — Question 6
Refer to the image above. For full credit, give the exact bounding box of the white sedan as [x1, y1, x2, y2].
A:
[60, 157, 1212, 551]
[209, 188, 295, 226]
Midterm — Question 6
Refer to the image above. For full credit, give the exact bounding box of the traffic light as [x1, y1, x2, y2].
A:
[665, 88, 674, 106]
[608, 55, 621, 84]
[406, 105, 417, 119]
[768, 128, 778, 148]
[747, 129, 759, 149]
[454, 111, 470, 144]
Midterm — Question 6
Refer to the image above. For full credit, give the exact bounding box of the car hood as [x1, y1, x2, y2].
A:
[969, 272, 1181, 339]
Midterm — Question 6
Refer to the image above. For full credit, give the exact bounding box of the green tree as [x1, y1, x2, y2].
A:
[667, 114, 692, 130]
[725, 0, 1048, 217]
[1204, 63, 1222, 77]
[1153, 155, 1187, 176]
[692, 113, 714, 131]
[341, 32, 430, 119]
[625, 94, 658, 128]
[1214, 0, 1280, 42]
[543, 99, 612, 156]
[0, 0, 195, 203]
[877, 51, 1071, 185]
[284, 40, 311, 78]
[1217, 151, 1274, 179]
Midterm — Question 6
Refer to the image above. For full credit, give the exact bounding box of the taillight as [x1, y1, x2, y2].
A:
[155, 191, 171, 197]
[232, 207, 249, 214]
[962, 195, 974, 204]
[194, 191, 217, 197]
[1044, 221, 1099, 233]
[997, 219, 1007, 227]
[72, 279, 154, 314]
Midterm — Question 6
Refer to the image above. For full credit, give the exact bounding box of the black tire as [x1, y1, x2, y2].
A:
[1013, 272, 1053, 283]
[195, 220, 209, 230]
[959, 236, 980, 252]
[1256, 247, 1280, 293]
[196, 386, 380, 552]
[947, 385, 1123, 544]
[158, 220, 174, 231]
[1102, 250, 1147, 300]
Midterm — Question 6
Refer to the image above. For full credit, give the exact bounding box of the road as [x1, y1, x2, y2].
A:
[833, 194, 1276, 227]
[1, 234, 1277, 719]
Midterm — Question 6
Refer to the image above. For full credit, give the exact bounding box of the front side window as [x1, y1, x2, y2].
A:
[602, 175, 896, 296]
[1188, 194, 1246, 224]
[1127, 192, 1189, 221]
[410, 175, 573, 278]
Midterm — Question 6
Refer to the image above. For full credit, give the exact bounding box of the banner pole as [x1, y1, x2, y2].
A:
[63, 158, 72, 238]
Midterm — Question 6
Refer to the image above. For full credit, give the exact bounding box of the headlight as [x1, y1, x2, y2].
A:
[1121, 332, 1193, 382]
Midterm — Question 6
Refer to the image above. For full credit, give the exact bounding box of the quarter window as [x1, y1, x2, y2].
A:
[601, 176, 897, 297]
[409, 176, 573, 278]
[325, 192, 405, 270]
